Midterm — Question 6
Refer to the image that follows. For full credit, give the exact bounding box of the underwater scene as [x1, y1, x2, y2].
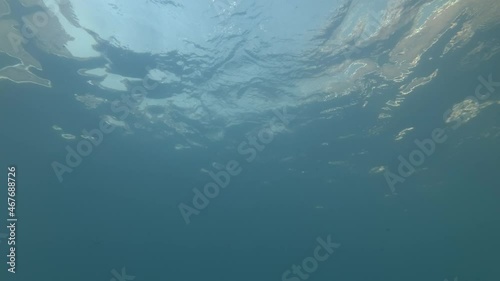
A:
[1, 0, 500, 280]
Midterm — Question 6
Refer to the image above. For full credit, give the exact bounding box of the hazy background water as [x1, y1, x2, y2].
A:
[1, 0, 500, 281]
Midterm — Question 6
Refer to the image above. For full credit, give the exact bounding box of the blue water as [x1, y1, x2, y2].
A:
[1, 1, 500, 281]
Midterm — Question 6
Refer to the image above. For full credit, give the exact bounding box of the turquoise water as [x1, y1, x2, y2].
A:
[1, 0, 500, 280]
